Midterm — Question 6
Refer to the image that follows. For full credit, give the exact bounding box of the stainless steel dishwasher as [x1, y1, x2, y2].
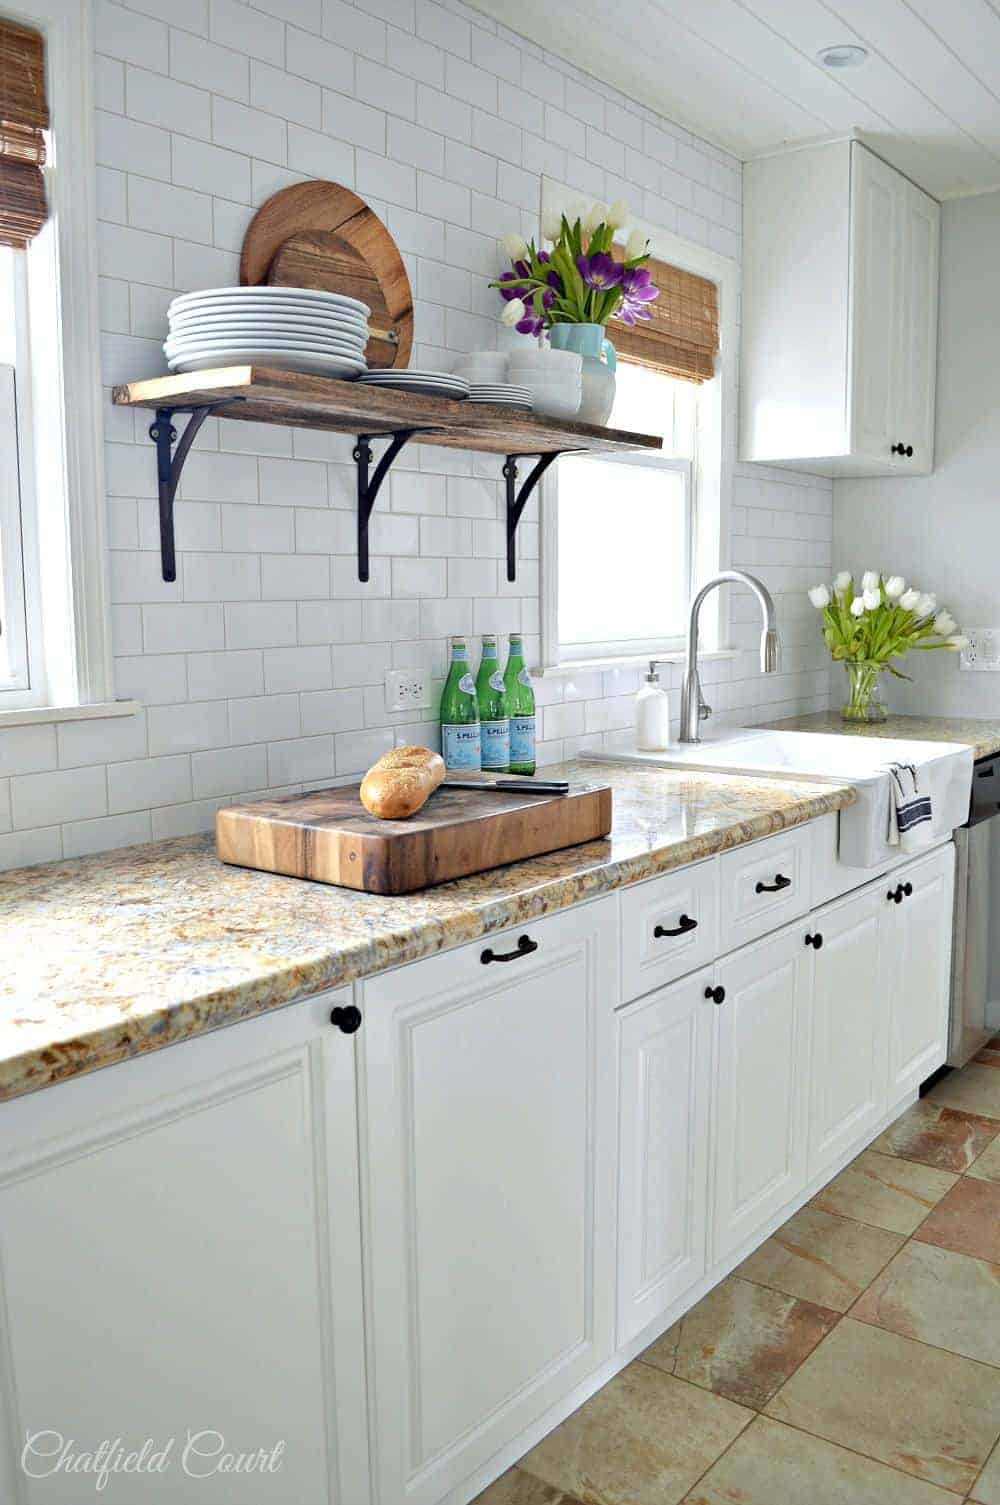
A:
[950, 753, 1000, 1066]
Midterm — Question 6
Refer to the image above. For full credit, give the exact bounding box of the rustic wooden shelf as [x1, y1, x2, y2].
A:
[112, 365, 663, 582]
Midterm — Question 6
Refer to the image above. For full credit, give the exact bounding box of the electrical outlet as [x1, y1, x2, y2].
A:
[386, 669, 432, 713]
[960, 628, 1000, 671]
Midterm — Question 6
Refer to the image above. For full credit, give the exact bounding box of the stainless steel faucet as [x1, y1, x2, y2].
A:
[679, 570, 780, 744]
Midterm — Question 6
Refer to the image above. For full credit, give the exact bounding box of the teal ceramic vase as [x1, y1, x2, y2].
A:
[548, 322, 617, 424]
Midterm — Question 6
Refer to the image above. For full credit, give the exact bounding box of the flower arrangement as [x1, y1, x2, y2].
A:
[807, 570, 970, 721]
[490, 200, 658, 336]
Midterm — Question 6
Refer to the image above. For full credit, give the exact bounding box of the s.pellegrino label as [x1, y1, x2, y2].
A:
[503, 632, 535, 775]
[476, 633, 510, 772]
[440, 637, 482, 771]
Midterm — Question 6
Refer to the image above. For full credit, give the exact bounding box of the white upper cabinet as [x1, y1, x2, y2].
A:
[741, 140, 940, 477]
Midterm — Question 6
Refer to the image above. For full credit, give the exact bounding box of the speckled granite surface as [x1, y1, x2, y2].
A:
[0, 762, 854, 1103]
[764, 712, 1000, 761]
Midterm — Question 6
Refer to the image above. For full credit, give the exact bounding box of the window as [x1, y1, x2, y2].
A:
[0, 0, 114, 718]
[555, 362, 697, 660]
[538, 180, 738, 671]
[0, 244, 43, 701]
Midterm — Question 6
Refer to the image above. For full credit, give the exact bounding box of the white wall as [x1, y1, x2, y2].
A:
[0, 0, 831, 870]
[833, 191, 1000, 718]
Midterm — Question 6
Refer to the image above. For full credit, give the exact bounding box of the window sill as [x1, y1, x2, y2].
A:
[0, 699, 140, 728]
[532, 650, 740, 679]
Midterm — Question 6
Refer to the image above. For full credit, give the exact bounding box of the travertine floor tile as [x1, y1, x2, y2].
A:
[851, 1240, 1000, 1366]
[683, 1414, 956, 1505]
[810, 1149, 957, 1235]
[928, 1063, 1000, 1120]
[639, 1275, 838, 1409]
[764, 1318, 1000, 1495]
[473, 1467, 585, 1504]
[518, 1361, 751, 1505]
[968, 1135, 1000, 1184]
[871, 1100, 1000, 1173]
[972, 1438, 1000, 1504]
[915, 1176, 1000, 1263]
[735, 1203, 904, 1312]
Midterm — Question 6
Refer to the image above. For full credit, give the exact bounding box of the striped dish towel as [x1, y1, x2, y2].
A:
[886, 761, 934, 850]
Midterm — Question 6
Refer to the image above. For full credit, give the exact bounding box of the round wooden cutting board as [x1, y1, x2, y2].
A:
[239, 180, 413, 370]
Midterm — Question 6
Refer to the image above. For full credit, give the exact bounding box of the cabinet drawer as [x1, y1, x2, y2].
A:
[719, 826, 811, 951]
[621, 859, 718, 1002]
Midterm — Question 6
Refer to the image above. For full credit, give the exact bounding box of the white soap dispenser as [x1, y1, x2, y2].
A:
[635, 662, 671, 751]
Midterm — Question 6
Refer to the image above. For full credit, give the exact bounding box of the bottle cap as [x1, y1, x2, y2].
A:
[451, 636, 467, 646]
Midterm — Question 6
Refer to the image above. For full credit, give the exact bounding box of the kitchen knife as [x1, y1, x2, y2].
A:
[440, 779, 571, 795]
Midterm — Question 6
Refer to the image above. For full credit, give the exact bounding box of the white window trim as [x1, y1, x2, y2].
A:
[1, 0, 114, 721]
[537, 176, 739, 673]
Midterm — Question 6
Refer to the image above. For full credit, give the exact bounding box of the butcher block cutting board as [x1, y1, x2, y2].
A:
[215, 780, 613, 895]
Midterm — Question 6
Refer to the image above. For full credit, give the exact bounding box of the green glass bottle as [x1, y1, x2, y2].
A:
[503, 632, 535, 775]
[476, 634, 510, 772]
[439, 636, 481, 771]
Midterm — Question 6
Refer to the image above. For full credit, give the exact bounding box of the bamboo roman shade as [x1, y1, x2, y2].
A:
[613, 251, 719, 383]
[0, 18, 49, 249]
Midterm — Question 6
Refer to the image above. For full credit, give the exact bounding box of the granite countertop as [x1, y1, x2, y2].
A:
[764, 712, 1000, 761]
[0, 761, 855, 1104]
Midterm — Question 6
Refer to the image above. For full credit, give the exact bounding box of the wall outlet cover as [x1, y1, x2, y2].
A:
[386, 669, 432, 712]
[960, 628, 1000, 672]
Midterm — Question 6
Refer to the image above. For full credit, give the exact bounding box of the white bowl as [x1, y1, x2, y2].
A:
[509, 349, 582, 373]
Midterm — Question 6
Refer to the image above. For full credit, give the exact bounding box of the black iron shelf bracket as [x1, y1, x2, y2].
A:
[148, 402, 238, 581]
[354, 429, 424, 582]
[503, 452, 561, 583]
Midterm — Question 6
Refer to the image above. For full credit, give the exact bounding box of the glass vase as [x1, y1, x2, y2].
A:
[842, 660, 888, 723]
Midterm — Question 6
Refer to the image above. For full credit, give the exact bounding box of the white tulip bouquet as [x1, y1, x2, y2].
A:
[807, 571, 969, 720]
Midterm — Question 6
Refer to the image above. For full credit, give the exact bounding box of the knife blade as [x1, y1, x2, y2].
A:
[440, 779, 570, 795]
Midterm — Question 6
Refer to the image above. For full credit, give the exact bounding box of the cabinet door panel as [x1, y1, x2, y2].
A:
[617, 968, 714, 1345]
[361, 901, 618, 1505]
[713, 925, 811, 1262]
[887, 845, 955, 1104]
[808, 885, 887, 1179]
[896, 180, 940, 469]
[0, 992, 368, 1505]
[851, 143, 901, 463]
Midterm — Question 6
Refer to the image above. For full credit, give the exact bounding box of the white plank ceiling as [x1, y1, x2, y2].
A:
[473, 0, 1000, 199]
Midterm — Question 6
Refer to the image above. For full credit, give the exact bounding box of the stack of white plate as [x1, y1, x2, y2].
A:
[163, 286, 371, 377]
[468, 383, 532, 410]
[358, 369, 469, 400]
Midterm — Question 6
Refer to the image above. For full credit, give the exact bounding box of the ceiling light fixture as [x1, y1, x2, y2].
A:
[816, 44, 869, 68]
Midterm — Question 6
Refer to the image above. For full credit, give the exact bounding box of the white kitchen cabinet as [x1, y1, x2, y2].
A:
[616, 967, 714, 1345]
[711, 923, 812, 1263]
[742, 139, 940, 477]
[806, 883, 887, 1180]
[885, 843, 955, 1105]
[0, 990, 370, 1505]
[358, 898, 619, 1505]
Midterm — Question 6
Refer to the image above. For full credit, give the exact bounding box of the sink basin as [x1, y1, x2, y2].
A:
[583, 729, 974, 868]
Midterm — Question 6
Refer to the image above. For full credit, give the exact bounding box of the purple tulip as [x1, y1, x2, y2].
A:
[576, 252, 622, 290]
[513, 258, 531, 279]
[542, 287, 555, 309]
[620, 265, 658, 302]
[537, 249, 551, 264]
[499, 278, 529, 301]
[516, 315, 544, 336]
[546, 268, 563, 292]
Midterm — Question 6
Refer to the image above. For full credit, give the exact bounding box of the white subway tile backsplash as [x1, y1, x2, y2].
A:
[0, 6, 836, 873]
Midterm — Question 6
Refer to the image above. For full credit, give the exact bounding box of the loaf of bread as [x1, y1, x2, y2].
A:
[360, 745, 446, 820]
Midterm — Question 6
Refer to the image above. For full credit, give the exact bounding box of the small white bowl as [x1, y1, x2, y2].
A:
[509, 349, 582, 373]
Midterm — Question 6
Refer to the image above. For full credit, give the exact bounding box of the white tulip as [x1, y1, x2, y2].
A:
[834, 570, 852, 596]
[885, 575, 906, 600]
[861, 570, 880, 591]
[850, 597, 866, 618]
[607, 198, 629, 230]
[899, 589, 921, 612]
[933, 611, 957, 637]
[566, 198, 587, 228]
[949, 635, 971, 650]
[862, 588, 881, 611]
[500, 296, 526, 327]
[501, 232, 529, 261]
[625, 227, 648, 260]
[915, 593, 937, 617]
[583, 201, 607, 235]
[808, 584, 831, 608]
[540, 209, 562, 242]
